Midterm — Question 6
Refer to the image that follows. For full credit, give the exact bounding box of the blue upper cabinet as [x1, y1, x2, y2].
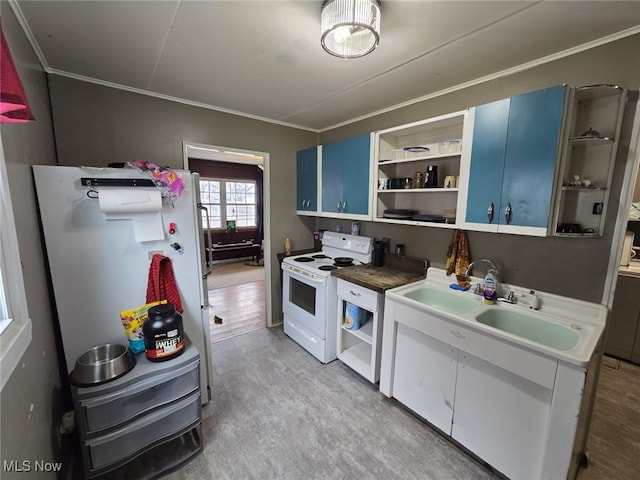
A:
[321, 133, 372, 217]
[296, 146, 318, 214]
[465, 98, 510, 225]
[462, 85, 567, 236]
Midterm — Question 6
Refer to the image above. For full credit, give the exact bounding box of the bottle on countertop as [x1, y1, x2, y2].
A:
[483, 269, 499, 304]
[285, 238, 291, 255]
[373, 240, 385, 267]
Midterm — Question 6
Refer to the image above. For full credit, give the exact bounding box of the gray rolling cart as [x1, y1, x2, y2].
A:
[71, 341, 203, 479]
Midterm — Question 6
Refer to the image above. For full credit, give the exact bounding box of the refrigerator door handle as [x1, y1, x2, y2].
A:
[197, 203, 213, 278]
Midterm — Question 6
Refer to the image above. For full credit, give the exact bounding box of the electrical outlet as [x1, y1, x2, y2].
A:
[148, 250, 163, 260]
[593, 203, 603, 215]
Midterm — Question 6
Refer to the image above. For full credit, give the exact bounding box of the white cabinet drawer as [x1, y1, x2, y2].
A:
[84, 391, 201, 472]
[393, 301, 558, 389]
[337, 279, 379, 312]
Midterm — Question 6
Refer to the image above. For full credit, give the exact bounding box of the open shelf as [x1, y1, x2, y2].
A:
[552, 84, 627, 237]
[342, 319, 373, 344]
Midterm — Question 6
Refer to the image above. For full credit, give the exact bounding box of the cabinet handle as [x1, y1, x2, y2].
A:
[343, 200, 347, 212]
[487, 202, 494, 224]
[337, 201, 342, 211]
[450, 329, 466, 339]
[349, 290, 361, 297]
[305, 200, 310, 210]
[504, 202, 512, 224]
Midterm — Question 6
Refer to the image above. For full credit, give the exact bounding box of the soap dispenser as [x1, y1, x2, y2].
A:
[483, 269, 499, 304]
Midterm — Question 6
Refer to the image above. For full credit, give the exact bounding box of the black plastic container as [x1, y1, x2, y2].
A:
[424, 165, 438, 188]
[143, 303, 185, 362]
[373, 241, 385, 267]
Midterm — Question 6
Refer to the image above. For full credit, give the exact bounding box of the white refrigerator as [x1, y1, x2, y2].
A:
[33, 165, 213, 403]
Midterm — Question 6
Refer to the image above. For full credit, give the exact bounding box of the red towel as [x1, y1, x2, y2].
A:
[146, 254, 184, 313]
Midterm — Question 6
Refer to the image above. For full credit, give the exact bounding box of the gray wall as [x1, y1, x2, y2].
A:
[0, 4, 62, 477]
[47, 76, 318, 324]
[318, 34, 640, 303]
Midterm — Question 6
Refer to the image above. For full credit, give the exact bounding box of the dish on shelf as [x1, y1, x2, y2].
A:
[403, 146, 430, 153]
[438, 140, 461, 154]
[383, 209, 418, 219]
[581, 127, 601, 137]
[570, 135, 613, 142]
[411, 214, 446, 223]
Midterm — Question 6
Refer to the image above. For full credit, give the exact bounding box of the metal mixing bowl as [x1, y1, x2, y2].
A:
[70, 344, 136, 387]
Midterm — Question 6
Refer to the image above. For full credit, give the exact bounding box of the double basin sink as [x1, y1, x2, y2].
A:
[391, 273, 606, 365]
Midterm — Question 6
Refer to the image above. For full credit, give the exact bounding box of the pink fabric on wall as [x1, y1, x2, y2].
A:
[0, 27, 35, 123]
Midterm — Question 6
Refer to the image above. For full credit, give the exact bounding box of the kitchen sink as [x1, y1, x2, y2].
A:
[403, 287, 478, 314]
[475, 309, 580, 351]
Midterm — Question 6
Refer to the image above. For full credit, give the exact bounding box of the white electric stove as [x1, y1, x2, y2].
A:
[282, 231, 373, 362]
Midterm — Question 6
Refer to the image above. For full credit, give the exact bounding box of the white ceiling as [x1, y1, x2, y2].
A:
[11, 0, 640, 131]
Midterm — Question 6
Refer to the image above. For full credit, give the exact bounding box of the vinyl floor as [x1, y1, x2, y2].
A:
[165, 327, 499, 480]
[164, 328, 640, 480]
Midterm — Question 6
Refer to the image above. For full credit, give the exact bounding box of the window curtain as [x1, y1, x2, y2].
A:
[0, 27, 35, 123]
[255, 166, 264, 242]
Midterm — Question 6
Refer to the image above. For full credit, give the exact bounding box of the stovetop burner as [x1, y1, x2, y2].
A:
[294, 257, 314, 262]
[312, 254, 331, 259]
[318, 265, 337, 271]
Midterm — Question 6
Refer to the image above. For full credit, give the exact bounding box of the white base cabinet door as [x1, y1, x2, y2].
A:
[393, 323, 457, 435]
[451, 352, 553, 480]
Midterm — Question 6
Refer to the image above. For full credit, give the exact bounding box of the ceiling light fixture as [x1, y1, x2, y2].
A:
[321, 0, 381, 59]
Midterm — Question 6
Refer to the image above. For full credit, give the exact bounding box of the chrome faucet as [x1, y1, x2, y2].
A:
[465, 259, 499, 297]
[465, 258, 499, 277]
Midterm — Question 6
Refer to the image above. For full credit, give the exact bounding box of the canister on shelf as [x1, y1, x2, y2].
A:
[344, 302, 366, 330]
[413, 171, 424, 189]
[424, 165, 438, 188]
[143, 303, 185, 362]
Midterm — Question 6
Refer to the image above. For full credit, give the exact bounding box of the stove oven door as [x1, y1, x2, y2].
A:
[282, 268, 327, 339]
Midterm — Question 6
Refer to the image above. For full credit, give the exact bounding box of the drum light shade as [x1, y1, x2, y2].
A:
[321, 0, 381, 59]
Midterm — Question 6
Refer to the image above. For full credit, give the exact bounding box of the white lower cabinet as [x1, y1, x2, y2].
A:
[337, 279, 384, 383]
[393, 324, 456, 434]
[382, 298, 593, 480]
[452, 352, 553, 480]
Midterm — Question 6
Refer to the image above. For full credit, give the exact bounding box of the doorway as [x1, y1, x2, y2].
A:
[183, 142, 272, 343]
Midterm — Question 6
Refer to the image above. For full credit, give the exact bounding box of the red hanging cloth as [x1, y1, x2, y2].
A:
[0, 27, 36, 123]
[146, 254, 184, 314]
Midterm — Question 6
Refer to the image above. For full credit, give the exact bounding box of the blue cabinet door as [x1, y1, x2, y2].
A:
[466, 98, 510, 225]
[340, 134, 371, 215]
[296, 146, 318, 211]
[321, 142, 344, 213]
[322, 133, 371, 215]
[501, 85, 566, 228]
[466, 85, 566, 231]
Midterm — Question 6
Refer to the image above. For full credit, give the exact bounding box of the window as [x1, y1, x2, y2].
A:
[0, 137, 32, 391]
[200, 179, 256, 229]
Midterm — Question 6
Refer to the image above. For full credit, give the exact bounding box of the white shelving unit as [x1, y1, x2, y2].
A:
[336, 279, 384, 383]
[373, 110, 472, 227]
[553, 84, 627, 237]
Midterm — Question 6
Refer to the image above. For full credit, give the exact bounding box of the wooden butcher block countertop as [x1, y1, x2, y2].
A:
[331, 254, 427, 294]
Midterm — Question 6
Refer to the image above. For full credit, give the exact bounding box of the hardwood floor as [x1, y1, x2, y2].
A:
[208, 280, 266, 343]
[578, 356, 640, 479]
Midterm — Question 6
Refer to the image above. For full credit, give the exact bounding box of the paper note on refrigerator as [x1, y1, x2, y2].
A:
[98, 189, 165, 242]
